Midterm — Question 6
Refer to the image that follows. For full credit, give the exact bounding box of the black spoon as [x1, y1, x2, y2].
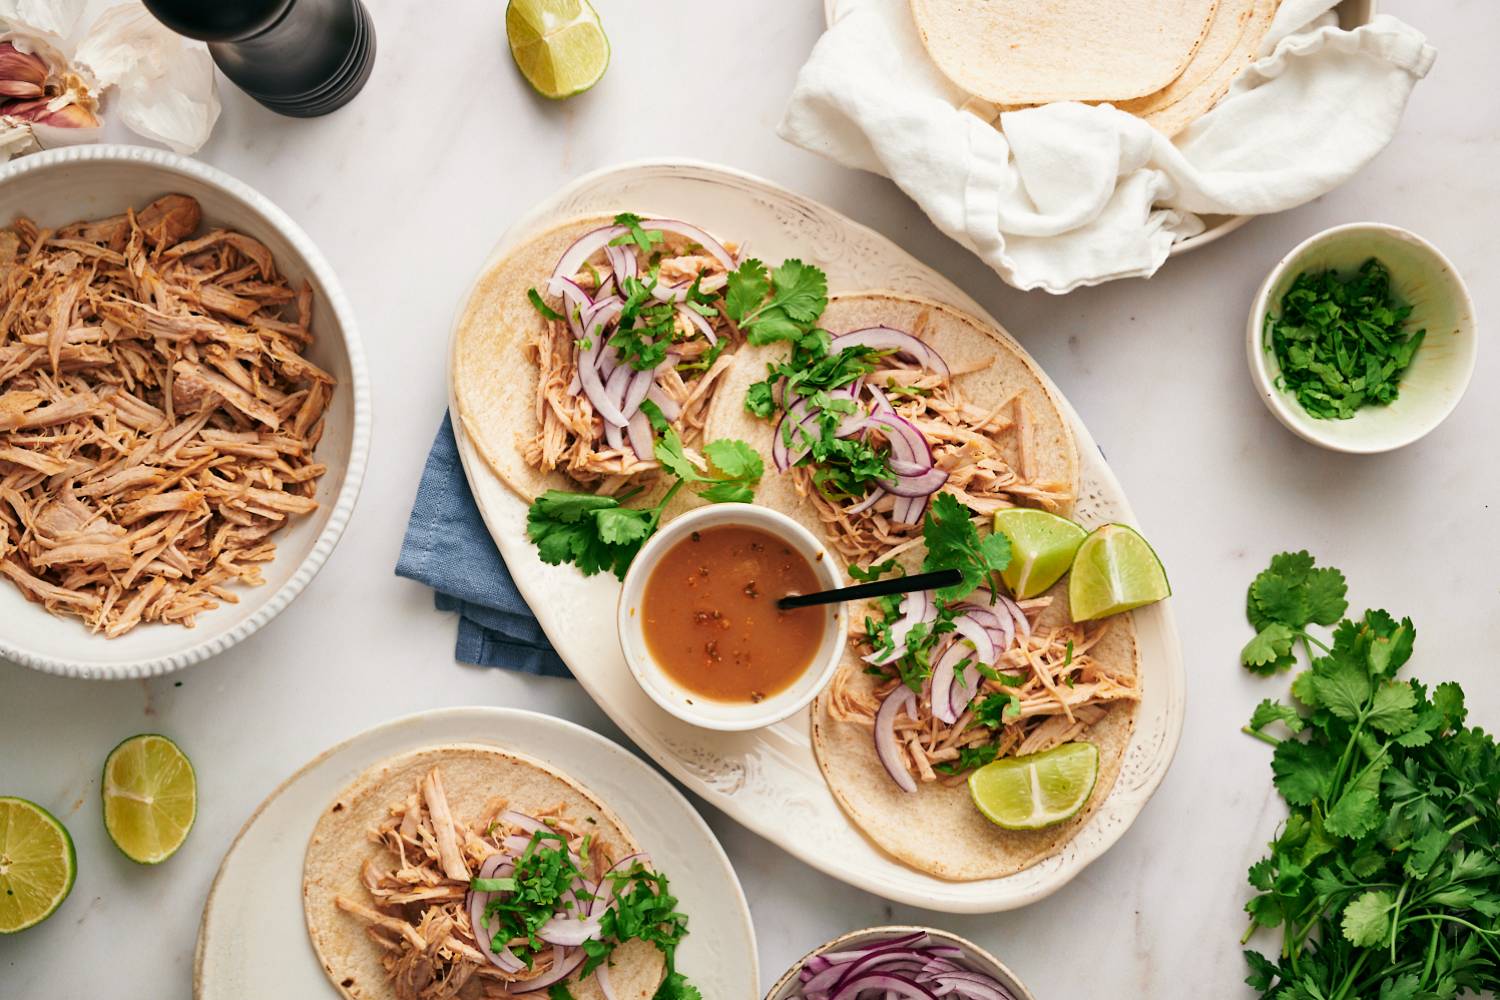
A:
[776, 568, 963, 611]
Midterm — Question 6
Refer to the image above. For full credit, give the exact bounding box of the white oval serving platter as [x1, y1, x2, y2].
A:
[194, 706, 759, 998]
[448, 160, 1186, 913]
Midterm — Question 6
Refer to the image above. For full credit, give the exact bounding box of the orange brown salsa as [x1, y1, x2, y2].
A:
[641, 524, 824, 703]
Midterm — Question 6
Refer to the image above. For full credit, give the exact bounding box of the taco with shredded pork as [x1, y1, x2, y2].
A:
[704, 292, 1077, 565]
[303, 745, 697, 999]
[452, 213, 747, 502]
[813, 499, 1141, 880]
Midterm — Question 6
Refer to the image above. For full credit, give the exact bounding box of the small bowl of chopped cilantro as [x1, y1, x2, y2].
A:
[1247, 223, 1476, 453]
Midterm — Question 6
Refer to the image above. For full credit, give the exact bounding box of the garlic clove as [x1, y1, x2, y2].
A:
[0, 42, 48, 98]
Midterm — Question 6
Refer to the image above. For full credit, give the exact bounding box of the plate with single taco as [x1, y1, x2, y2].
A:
[446, 160, 1185, 912]
[194, 707, 756, 999]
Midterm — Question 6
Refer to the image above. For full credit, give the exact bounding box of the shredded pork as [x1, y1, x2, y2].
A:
[334, 767, 613, 1000]
[801, 310, 1073, 563]
[522, 238, 739, 496]
[0, 195, 333, 636]
[829, 596, 1139, 786]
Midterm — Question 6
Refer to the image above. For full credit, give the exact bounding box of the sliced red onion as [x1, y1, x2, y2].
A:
[626, 410, 653, 460]
[639, 219, 736, 271]
[829, 326, 951, 380]
[844, 486, 886, 516]
[957, 604, 1015, 653]
[645, 385, 680, 421]
[604, 243, 636, 284]
[829, 974, 934, 1000]
[867, 383, 894, 412]
[581, 294, 622, 333]
[548, 225, 627, 296]
[578, 335, 627, 428]
[865, 591, 929, 667]
[787, 937, 1015, 1000]
[863, 410, 934, 468]
[621, 367, 655, 420]
[951, 615, 996, 665]
[589, 853, 648, 917]
[597, 962, 618, 1000]
[874, 687, 918, 793]
[929, 641, 971, 726]
[536, 915, 601, 948]
[892, 494, 927, 525]
[676, 303, 718, 345]
[603, 418, 624, 451]
[1003, 596, 1031, 637]
[466, 855, 525, 974]
[880, 466, 950, 499]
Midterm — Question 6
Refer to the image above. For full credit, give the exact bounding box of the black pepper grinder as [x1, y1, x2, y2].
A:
[141, 0, 376, 118]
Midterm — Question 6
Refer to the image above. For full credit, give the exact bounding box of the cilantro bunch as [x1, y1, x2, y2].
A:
[1239, 552, 1500, 1000]
[1266, 258, 1426, 421]
[723, 257, 827, 345]
[526, 426, 763, 580]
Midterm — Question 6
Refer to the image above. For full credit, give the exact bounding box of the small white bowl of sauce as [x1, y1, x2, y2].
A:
[617, 503, 848, 732]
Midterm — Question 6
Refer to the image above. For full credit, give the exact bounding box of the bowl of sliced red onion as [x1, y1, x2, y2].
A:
[766, 926, 1035, 1000]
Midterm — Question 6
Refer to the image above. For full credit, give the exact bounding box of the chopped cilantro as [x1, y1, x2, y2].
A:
[610, 212, 664, 254]
[1265, 258, 1426, 420]
[527, 287, 564, 321]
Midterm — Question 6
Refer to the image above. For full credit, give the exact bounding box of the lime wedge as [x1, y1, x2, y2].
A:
[0, 797, 76, 933]
[968, 742, 1099, 830]
[1068, 523, 1171, 622]
[102, 734, 196, 865]
[992, 508, 1087, 599]
[506, 0, 610, 100]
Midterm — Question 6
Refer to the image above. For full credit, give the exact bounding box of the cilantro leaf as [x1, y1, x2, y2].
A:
[1341, 889, 1394, 947]
[921, 493, 1010, 602]
[724, 259, 770, 325]
[1243, 623, 1297, 674]
[724, 257, 828, 346]
[1248, 698, 1304, 735]
[527, 287, 564, 321]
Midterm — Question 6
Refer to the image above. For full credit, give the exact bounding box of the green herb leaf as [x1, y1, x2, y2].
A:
[921, 493, 1011, 602]
[527, 287, 564, 322]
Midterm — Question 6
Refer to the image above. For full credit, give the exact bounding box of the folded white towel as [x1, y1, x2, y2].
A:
[780, 0, 1436, 294]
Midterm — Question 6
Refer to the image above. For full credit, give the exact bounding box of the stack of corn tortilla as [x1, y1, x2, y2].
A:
[908, 0, 1281, 136]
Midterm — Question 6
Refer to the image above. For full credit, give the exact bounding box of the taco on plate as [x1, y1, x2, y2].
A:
[303, 745, 689, 999]
[813, 531, 1141, 881]
[452, 214, 745, 501]
[703, 292, 1078, 564]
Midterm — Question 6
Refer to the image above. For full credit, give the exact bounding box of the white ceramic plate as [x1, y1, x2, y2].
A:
[448, 160, 1186, 913]
[0, 145, 371, 679]
[819, 0, 1377, 258]
[193, 707, 758, 998]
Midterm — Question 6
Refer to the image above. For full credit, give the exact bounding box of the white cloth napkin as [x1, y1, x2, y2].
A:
[780, 0, 1436, 294]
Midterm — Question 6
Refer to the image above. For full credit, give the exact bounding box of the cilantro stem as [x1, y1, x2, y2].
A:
[1447, 814, 1481, 836]
[1241, 725, 1281, 747]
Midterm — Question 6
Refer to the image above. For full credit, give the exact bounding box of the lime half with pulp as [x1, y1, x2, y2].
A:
[0, 797, 76, 933]
[506, 0, 610, 100]
[992, 508, 1087, 599]
[1068, 523, 1170, 621]
[968, 742, 1099, 830]
[102, 734, 196, 865]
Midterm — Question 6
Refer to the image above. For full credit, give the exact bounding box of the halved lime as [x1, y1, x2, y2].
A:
[102, 734, 196, 865]
[0, 797, 76, 933]
[969, 742, 1099, 830]
[506, 0, 610, 100]
[1068, 523, 1170, 621]
[992, 508, 1087, 599]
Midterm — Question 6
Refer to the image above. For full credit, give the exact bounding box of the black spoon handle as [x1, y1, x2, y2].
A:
[777, 568, 964, 611]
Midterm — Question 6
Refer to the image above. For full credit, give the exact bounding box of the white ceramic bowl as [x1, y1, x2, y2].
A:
[617, 503, 847, 732]
[0, 145, 371, 679]
[1246, 222, 1477, 454]
[764, 925, 1036, 1000]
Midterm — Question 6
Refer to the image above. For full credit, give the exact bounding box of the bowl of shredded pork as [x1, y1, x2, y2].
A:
[0, 146, 369, 679]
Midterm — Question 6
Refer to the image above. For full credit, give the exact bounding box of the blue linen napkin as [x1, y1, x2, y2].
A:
[395, 413, 571, 677]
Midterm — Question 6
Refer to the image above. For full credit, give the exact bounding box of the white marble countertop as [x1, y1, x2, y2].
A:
[2, 0, 1497, 996]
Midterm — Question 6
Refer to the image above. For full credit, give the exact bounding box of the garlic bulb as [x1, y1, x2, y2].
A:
[0, 1, 218, 162]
